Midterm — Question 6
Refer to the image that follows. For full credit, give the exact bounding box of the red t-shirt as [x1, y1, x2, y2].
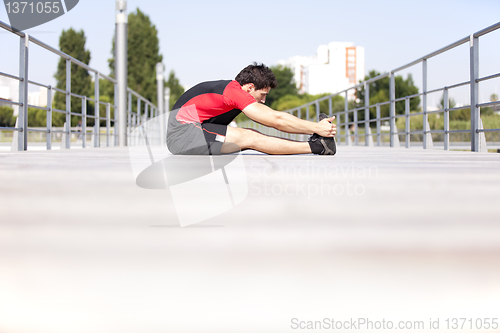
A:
[174, 80, 256, 125]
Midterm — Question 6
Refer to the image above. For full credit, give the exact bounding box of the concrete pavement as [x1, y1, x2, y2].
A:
[1, 146, 500, 332]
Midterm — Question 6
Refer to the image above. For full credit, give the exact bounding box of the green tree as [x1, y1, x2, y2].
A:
[28, 107, 47, 127]
[109, 8, 162, 105]
[356, 70, 420, 120]
[53, 28, 92, 126]
[165, 70, 184, 111]
[267, 65, 298, 109]
[438, 94, 457, 109]
[438, 93, 471, 121]
[0, 106, 16, 127]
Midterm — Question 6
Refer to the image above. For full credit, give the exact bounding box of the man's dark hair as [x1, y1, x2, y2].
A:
[235, 62, 278, 90]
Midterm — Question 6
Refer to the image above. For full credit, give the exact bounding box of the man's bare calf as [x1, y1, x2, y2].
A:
[222, 127, 311, 155]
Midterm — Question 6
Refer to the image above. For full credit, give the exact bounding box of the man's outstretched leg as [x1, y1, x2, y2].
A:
[223, 126, 335, 155]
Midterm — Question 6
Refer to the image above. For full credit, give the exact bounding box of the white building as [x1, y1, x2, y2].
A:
[278, 42, 365, 99]
[28, 87, 48, 107]
[0, 77, 19, 114]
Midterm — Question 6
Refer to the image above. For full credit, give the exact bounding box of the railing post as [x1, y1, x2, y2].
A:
[470, 34, 480, 152]
[422, 59, 429, 149]
[116, 0, 128, 146]
[114, 82, 118, 146]
[364, 81, 370, 146]
[405, 97, 410, 148]
[46, 86, 52, 150]
[328, 98, 332, 117]
[82, 96, 87, 148]
[306, 105, 310, 121]
[127, 91, 132, 145]
[17, 33, 29, 151]
[94, 72, 100, 148]
[376, 104, 381, 146]
[444, 88, 449, 150]
[65, 59, 71, 149]
[353, 107, 358, 145]
[137, 98, 141, 125]
[389, 72, 396, 147]
[295, 109, 299, 140]
[345, 91, 349, 145]
[106, 102, 111, 147]
[157, 63, 164, 117]
[315, 101, 320, 120]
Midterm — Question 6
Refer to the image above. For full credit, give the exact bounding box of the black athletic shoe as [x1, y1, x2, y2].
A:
[308, 113, 337, 155]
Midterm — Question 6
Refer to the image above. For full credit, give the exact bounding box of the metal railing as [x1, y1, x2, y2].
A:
[0, 20, 157, 151]
[243, 22, 500, 152]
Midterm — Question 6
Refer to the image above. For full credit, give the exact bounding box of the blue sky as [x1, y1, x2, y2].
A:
[1, 0, 499, 106]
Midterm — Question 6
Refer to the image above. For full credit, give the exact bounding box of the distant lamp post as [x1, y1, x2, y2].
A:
[116, 0, 128, 146]
[156, 63, 164, 115]
[156, 63, 165, 143]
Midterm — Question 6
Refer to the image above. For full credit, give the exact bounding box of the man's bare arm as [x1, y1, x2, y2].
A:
[242, 102, 336, 137]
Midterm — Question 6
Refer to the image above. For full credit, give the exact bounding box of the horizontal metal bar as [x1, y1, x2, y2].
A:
[426, 109, 445, 115]
[27, 128, 49, 133]
[52, 108, 67, 114]
[0, 99, 22, 106]
[0, 19, 24, 36]
[0, 127, 22, 131]
[473, 21, 500, 38]
[27, 104, 49, 111]
[478, 100, 500, 108]
[394, 92, 423, 102]
[426, 87, 446, 95]
[380, 116, 391, 121]
[447, 130, 470, 134]
[0, 20, 118, 86]
[476, 72, 500, 83]
[0, 71, 22, 81]
[97, 72, 117, 84]
[52, 87, 66, 94]
[449, 105, 472, 112]
[445, 80, 470, 90]
[353, 120, 371, 125]
[127, 88, 146, 100]
[27, 79, 50, 89]
[283, 23, 500, 116]
[69, 92, 85, 99]
[366, 72, 391, 84]
[392, 36, 469, 73]
[477, 128, 500, 133]
[50, 130, 66, 134]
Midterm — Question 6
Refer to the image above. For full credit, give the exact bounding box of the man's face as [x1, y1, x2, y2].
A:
[248, 85, 271, 104]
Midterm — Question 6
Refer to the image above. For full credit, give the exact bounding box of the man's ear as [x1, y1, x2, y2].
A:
[243, 83, 255, 93]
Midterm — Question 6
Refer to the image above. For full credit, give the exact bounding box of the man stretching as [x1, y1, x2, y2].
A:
[166, 63, 337, 155]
